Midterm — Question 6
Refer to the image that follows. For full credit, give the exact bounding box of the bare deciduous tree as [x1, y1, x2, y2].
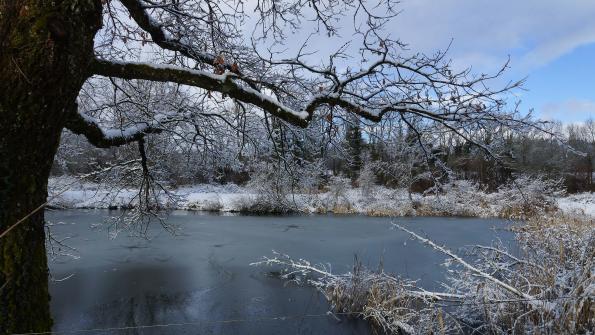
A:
[0, 0, 547, 332]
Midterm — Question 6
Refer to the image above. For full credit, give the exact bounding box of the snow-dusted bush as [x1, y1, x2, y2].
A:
[243, 163, 299, 213]
[255, 214, 594, 334]
[186, 197, 223, 212]
[416, 180, 485, 216]
[252, 252, 456, 334]
[357, 162, 378, 197]
[326, 176, 354, 212]
[443, 213, 594, 334]
[494, 175, 564, 219]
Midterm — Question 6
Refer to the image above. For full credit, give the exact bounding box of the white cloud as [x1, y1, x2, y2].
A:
[519, 25, 595, 70]
[387, 0, 595, 72]
[540, 99, 595, 122]
[245, 0, 595, 75]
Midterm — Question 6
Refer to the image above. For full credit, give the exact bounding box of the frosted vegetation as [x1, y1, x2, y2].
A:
[47, 169, 595, 334]
[36, 0, 593, 333]
[47, 153, 595, 334]
[49, 174, 592, 219]
[253, 213, 594, 334]
[2, 0, 594, 333]
[48, 83, 594, 333]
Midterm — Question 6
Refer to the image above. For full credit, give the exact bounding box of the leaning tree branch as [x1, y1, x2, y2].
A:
[90, 59, 444, 130]
[90, 58, 311, 126]
[394, 224, 555, 312]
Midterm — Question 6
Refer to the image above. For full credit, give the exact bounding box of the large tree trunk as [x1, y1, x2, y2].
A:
[0, 1, 102, 333]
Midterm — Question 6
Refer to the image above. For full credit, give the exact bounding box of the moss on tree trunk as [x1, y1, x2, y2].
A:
[0, 1, 102, 332]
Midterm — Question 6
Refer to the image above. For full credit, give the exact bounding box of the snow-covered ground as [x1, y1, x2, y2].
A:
[557, 192, 595, 217]
[47, 176, 595, 218]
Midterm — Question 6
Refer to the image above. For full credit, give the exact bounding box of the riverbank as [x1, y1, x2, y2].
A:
[48, 177, 595, 218]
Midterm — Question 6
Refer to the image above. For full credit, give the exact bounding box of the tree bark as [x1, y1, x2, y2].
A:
[0, 1, 102, 333]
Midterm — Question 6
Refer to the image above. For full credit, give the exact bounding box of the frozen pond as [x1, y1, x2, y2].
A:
[46, 210, 515, 334]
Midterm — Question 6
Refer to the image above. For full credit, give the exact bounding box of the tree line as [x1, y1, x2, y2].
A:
[52, 117, 595, 194]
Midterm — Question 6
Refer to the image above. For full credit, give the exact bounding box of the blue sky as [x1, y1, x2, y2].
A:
[387, 0, 595, 124]
[519, 43, 595, 122]
[257, 0, 595, 124]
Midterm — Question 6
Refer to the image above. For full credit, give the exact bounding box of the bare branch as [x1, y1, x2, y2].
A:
[64, 102, 162, 148]
[90, 58, 310, 127]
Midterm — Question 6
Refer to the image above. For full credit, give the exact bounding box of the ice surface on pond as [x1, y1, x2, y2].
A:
[46, 210, 514, 334]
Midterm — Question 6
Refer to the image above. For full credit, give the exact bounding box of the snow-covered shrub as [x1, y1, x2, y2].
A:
[255, 214, 594, 334]
[327, 176, 353, 212]
[495, 175, 564, 219]
[243, 163, 298, 213]
[416, 180, 485, 216]
[186, 197, 223, 212]
[239, 159, 325, 213]
[443, 213, 594, 334]
[252, 252, 455, 335]
[357, 162, 378, 197]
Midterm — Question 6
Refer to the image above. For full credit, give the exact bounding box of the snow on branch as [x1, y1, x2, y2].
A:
[116, 0, 284, 93]
[92, 0, 574, 169]
[90, 58, 502, 135]
[393, 223, 555, 312]
[90, 58, 310, 127]
[251, 251, 462, 334]
[119, 0, 222, 68]
[65, 103, 163, 148]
